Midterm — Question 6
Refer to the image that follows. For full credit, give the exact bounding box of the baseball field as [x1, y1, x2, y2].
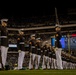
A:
[0, 70, 76, 75]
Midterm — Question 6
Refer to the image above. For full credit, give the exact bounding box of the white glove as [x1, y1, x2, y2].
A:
[30, 52, 32, 55]
[54, 47, 58, 51]
[18, 50, 21, 53]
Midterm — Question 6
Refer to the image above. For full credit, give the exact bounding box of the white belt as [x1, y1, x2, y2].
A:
[56, 40, 61, 41]
[31, 46, 35, 48]
[0, 36, 7, 38]
[45, 50, 47, 51]
[37, 48, 40, 50]
[49, 52, 51, 54]
[19, 42, 25, 44]
[25, 45, 29, 47]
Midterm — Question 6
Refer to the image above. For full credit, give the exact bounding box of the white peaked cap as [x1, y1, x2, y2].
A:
[1, 18, 8, 22]
[55, 24, 61, 28]
[18, 30, 23, 33]
[31, 34, 35, 37]
[36, 38, 41, 40]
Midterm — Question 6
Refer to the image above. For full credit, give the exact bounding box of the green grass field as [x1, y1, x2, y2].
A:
[0, 70, 76, 75]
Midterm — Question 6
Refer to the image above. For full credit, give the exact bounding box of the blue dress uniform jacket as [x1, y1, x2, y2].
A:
[29, 39, 36, 54]
[55, 31, 62, 48]
[35, 42, 42, 55]
[0, 26, 8, 47]
[17, 35, 25, 51]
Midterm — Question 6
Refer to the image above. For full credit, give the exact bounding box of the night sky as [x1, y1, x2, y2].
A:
[0, 0, 76, 21]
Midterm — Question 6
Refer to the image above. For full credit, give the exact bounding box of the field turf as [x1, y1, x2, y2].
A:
[0, 70, 76, 75]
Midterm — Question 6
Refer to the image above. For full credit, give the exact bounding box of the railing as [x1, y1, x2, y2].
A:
[7, 24, 76, 31]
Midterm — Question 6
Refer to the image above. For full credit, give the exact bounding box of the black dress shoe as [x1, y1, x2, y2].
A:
[29, 68, 33, 70]
[43, 68, 46, 70]
[19, 68, 25, 70]
[0, 68, 2, 70]
[0, 68, 5, 71]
